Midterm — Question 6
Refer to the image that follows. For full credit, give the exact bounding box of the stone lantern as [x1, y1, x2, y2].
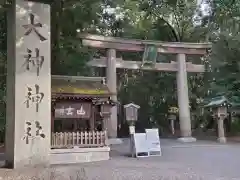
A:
[93, 99, 116, 131]
[205, 96, 230, 143]
[212, 105, 228, 143]
[168, 107, 178, 135]
[123, 103, 140, 135]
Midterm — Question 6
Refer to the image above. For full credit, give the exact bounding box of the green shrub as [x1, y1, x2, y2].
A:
[230, 117, 240, 134]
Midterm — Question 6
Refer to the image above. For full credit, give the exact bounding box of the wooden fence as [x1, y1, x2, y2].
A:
[51, 131, 108, 149]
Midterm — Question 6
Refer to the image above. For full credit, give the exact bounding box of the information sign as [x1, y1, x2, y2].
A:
[145, 129, 161, 156]
[133, 133, 149, 158]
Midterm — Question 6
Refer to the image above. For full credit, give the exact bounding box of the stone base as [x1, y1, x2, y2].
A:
[50, 147, 110, 165]
[107, 138, 123, 145]
[177, 137, 197, 143]
[218, 137, 226, 143]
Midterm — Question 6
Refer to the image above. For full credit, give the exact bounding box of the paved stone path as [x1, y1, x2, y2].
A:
[55, 139, 240, 180]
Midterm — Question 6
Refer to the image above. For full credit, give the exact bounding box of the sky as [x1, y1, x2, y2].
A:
[198, 0, 211, 16]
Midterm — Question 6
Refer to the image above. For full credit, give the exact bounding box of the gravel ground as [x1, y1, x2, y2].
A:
[1, 139, 240, 180]
[55, 139, 240, 180]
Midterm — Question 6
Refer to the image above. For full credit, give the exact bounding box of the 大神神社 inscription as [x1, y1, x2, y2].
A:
[22, 13, 47, 41]
[23, 48, 44, 76]
[23, 121, 32, 144]
[23, 121, 45, 144]
[24, 84, 44, 112]
[22, 12, 47, 145]
[35, 121, 45, 138]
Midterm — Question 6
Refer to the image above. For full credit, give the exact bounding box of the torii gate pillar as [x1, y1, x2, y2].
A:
[177, 54, 196, 142]
[106, 49, 118, 138]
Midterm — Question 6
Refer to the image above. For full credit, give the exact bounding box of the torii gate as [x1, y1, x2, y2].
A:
[79, 34, 211, 142]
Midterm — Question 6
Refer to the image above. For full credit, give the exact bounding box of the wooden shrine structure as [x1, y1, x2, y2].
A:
[79, 34, 211, 142]
[51, 75, 116, 142]
[50, 75, 116, 164]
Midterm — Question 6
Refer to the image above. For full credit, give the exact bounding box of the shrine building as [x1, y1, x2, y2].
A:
[50, 75, 116, 164]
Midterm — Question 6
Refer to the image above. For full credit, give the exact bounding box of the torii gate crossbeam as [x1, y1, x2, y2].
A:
[87, 57, 205, 72]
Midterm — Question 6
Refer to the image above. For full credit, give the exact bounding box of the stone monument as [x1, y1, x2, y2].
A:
[5, 0, 51, 168]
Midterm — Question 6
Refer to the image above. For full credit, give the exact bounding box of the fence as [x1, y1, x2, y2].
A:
[51, 131, 108, 149]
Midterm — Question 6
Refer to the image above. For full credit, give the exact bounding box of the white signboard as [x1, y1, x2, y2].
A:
[133, 133, 149, 158]
[145, 129, 162, 156]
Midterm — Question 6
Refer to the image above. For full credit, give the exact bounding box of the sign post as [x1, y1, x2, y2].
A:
[123, 103, 140, 157]
[123, 103, 140, 134]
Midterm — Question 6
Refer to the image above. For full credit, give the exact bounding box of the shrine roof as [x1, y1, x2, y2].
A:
[204, 96, 229, 108]
[204, 96, 240, 108]
[51, 75, 111, 98]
